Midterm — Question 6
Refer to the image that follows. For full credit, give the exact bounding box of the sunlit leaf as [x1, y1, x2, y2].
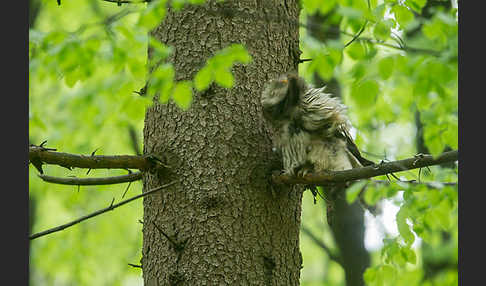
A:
[172, 81, 193, 110]
[346, 180, 367, 204]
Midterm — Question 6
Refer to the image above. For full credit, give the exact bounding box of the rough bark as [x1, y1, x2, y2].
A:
[141, 1, 304, 285]
[307, 11, 369, 286]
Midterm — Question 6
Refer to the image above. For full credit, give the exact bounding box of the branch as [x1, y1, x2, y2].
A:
[301, 225, 343, 266]
[29, 145, 155, 171]
[370, 179, 457, 189]
[29, 180, 178, 240]
[273, 150, 458, 185]
[101, 0, 148, 4]
[38, 172, 142, 186]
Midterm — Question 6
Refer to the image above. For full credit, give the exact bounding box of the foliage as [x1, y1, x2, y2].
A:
[298, 0, 457, 285]
[29, 0, 457, 285]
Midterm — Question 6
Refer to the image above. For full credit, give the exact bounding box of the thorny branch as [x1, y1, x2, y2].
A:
[38, 172, 142, 186]
[272, 150, 458, 186]
[29, 145, 156, 171]
[369, 179, 457, 189]
[29, 180, 179, 240]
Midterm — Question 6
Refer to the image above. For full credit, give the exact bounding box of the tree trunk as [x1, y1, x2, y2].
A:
[141, 1, 304, 285]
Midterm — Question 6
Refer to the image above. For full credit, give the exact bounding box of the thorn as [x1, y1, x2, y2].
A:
[298, 58, 312, 63]
[90, 148, 100, 156]
[122, 181, 132, 199]
[86, 148, 100, 175]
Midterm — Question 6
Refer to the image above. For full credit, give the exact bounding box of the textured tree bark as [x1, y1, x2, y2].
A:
[307, 11, 370, 286]
[141, 1, 303, 285]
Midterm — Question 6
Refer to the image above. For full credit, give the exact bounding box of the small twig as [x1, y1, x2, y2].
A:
[344, 0, 369, 48]
[128, 263, 142, 268]
[38, 172, 142, 186]
[344, 21, 367, 48]
[122, 181, 133, 198]
[29, 180, 179, 240]
[301, 225, 343, 266]
[298, 58, 313, 63]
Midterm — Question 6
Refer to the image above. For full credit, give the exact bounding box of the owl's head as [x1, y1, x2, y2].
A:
[261, 74, 307, 120]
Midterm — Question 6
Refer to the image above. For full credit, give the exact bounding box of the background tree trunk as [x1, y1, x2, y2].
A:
[141, 1, 304, 285]
[307, 11, 370, 286]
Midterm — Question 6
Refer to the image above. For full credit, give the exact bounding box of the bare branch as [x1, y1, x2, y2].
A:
[301, 225, 343, 266]
[29, 180, 179, 240]
[369, 179, 457, 189]
[29, 145, 155, 171]
[38, 172, 143, 186]
[273, 150, 458, 185]
[101, 0, 148, 4]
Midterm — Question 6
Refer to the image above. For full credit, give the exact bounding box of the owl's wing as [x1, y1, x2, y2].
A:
[335, 125, 375, 167]
[298, 87, 374, 167]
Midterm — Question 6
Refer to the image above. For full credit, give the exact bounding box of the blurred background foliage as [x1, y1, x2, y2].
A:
[29, 0, 457, 285]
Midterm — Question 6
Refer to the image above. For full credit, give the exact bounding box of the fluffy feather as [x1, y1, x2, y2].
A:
[261, 74, 373, 176]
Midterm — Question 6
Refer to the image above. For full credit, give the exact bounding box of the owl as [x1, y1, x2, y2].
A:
[261, 73, 374, 177]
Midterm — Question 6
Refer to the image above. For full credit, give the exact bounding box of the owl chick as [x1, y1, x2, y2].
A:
[261, 74, 374, 177]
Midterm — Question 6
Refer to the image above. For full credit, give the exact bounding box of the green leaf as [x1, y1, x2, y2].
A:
[194, 44, 251, 91]
[319, 0, 337, 14]
[64, 68, 81, 87]
[172, 81, 193, 110]
[351, 79, 379, 108]
[378, 57, 395, 80]
[373, 4, 387, 21]
[346, 181, 367, 204]
[194, 67, 213, 91]
[225, 44, 252, 64]
[363, 267, 378, 285]
[396, 207, 415, 245]
[392, 5, 415, 29]
[405, 0, 427, 13]
[373, 20, 393, 41]
[346, 41, 366, 60]
[401, 246, 417, 264]
[214, 69, 234, 88]
[149, 36, 172, 63]
[380, 265, 397, 283]
[137, 0, 167, 30]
